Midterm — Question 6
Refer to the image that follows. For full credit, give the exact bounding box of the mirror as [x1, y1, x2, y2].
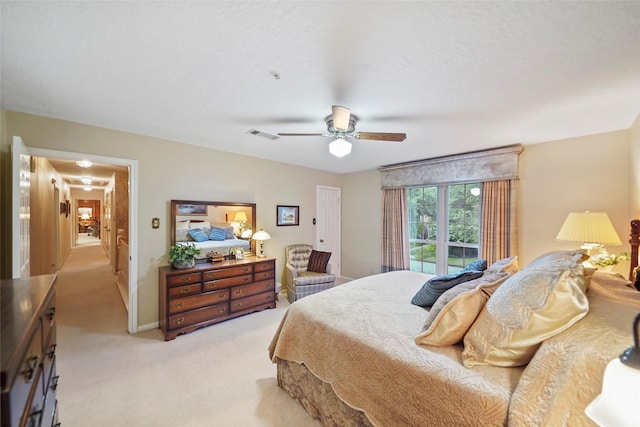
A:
[170, 199, 257, 259]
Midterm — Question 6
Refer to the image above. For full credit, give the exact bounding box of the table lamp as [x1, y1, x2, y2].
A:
[556, 211, 621, 254]
[585, 312, 640, 426]
[252, 229, 271, 258]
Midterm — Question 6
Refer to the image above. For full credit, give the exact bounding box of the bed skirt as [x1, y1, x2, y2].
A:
[276, 358, 374, 427]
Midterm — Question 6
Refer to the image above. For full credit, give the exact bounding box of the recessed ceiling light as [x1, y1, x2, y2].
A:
[81, 176, 92, 185]
[83, 185, 92, 191]
[76, 160, 92, 168]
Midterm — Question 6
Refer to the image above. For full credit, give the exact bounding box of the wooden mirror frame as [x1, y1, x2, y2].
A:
[170, 199, 257, 254]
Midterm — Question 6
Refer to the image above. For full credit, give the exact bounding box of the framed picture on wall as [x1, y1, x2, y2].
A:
[277, 205, 299, 226]
[176, 203, 207, 215]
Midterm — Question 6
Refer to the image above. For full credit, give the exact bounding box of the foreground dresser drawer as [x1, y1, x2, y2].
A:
[203, 265, 253, 280]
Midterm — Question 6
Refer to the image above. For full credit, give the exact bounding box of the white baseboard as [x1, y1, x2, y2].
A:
[136, 321, 159, 332]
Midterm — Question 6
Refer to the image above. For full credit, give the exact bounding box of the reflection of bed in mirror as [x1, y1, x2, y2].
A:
[171, 200, 256, 260]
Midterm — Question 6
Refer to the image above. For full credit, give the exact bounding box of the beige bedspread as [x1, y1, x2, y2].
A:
[269, 271, 523, 426]
[269, 270, 640, 426]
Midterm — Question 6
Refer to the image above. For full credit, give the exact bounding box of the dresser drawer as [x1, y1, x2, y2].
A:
[168, 303, 229, 329]
[42, 291, 56, 351]
[6, 325, 42, 427]
[254, 269, 274, 281]
[167, 272, 201, 287]
[255, 260, 275, 272]
[231, 291, 275, 312]
[168, 289, 229, 314]
[42, 327, 57, 396]
[203, 265, 253, 281]
[203, 274, 252, 291]
[42, 361, 59, 427]
[169, 283, 201, 298]
[231, 279, 275, 300]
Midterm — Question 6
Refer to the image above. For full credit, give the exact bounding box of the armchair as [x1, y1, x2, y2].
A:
[284, 244, 337, 303]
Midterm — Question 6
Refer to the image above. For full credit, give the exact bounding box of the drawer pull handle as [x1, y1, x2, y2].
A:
[51, 375, 60, 391]
[243, 267, 250, 273]
[235, 290, 242, 295]
[265, 283, 271, 288]
[180, 276, 190, 282]
[234, 303, 242, 309]
[181, 287, 190, 294]
[48, 343, 57, 360]
[219, 307, 226, 313]
[206, 284, 214, 290]
[243, 277, 250, 282]
[175, 317, 185, 325]
[23, 355, 39, 381]
[174, 302, 184, 309]
[219, 294, 226, 299]
[267, 294, 274, 300]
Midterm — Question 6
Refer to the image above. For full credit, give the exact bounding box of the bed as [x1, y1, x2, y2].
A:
[175, 219, 250, 259]
[269, 224, 640, 426]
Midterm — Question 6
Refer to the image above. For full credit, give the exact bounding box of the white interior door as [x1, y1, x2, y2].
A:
[11, 136, 31, 278]
[316, 185, 341, 277]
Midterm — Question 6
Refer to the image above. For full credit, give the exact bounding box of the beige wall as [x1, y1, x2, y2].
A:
[2, 109, 638, 329]
[341, 169, 382, 278]
[518, 130, 630, 274]
[341, 129, 633, 279]
[2, 111, 341, 328]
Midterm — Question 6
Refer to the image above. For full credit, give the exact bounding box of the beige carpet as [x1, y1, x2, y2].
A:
[56, 244, 321, 427]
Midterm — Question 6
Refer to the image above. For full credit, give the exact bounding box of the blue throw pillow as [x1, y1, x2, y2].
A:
[461, 259, 488, 272]
[411, 270, 484, 307]
[209, 227, 227, 241]
[188, 228, 208, 242]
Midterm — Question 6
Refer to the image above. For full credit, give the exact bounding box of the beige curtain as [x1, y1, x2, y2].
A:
[480, 180, 517, 265]
[381, 188, 409, 272]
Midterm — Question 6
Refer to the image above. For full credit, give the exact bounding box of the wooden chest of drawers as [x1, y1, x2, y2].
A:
[159, 257, 276, 340]
[1, 274, 60, 427]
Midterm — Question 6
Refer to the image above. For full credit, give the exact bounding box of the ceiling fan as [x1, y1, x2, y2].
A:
[278, 105, 407, 157]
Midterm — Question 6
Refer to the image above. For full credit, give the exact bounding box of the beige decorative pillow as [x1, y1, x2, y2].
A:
[485, 255, 519, 275]
[462, 255, 589, 367]
[415, 271, 512, 346]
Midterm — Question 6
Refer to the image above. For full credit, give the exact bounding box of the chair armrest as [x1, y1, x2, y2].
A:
[285, 262, 301, 278]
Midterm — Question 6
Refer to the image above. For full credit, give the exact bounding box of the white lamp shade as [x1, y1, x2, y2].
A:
[252, 230, 271, 241]
[329, 137, 352, 158]
[241, 229, 253, 239]
[556, 212, 622, 245]
[585, 358, 640, 426]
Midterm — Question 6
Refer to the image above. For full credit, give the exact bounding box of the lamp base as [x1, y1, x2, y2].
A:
[257, 254, 266, 258]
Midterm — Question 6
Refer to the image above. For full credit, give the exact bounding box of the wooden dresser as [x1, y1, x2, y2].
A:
[1, 274, 60, 427]
[159, 257, 276, 341]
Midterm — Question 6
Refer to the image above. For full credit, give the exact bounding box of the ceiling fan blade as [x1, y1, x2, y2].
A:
[355, 132, 407, 142]
[277, 133, 326, 137]
[332, 105, 351, 131]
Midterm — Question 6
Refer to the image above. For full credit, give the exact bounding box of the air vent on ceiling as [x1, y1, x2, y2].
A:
[247, 129, 279, 140]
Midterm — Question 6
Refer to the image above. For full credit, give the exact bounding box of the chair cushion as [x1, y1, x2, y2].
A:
[308, 250, 331, 273]
[293, 271, 337, 286]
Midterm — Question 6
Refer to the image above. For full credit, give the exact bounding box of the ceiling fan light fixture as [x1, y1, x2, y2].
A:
[329, 136, 352, 158]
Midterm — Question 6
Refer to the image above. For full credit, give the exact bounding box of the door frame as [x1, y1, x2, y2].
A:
[28, 148, 139, 334]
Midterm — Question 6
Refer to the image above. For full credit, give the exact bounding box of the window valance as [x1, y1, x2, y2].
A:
[378, 144, 523, 189]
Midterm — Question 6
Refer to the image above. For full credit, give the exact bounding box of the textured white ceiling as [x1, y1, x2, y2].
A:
[2, 1, 639, 174]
